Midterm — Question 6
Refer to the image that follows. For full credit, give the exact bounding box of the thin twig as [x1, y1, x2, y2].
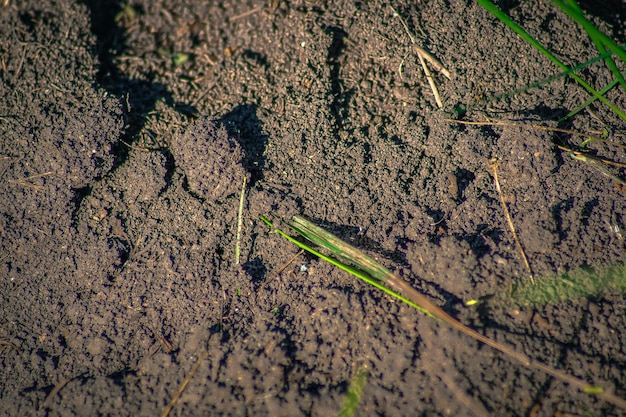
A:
[389, 5, 449, 108]
[417, 50, 443, 108]
[0, 340, 18, 351]
[390, 5, 417, 43]
[259, 249, 304, 291]
[489, 162, 534, 283]
[228, 4, 264, 22]
[161, 350, 209, 417]
[445, 118, 607, 143]
[42, 376, 74, 409]
[7, 171, 53, 191]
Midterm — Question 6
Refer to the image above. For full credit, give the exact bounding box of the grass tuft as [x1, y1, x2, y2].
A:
[512, 262, 626, 307]
[476, 0, 626, 121]
[338, 367, 368, 417]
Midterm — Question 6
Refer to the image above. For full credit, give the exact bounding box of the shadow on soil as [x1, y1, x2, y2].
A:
[219, 104, 269, 186]
[79, 0, 197, 170]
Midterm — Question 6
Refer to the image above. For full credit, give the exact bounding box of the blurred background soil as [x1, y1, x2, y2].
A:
[1, 0, 625, 415]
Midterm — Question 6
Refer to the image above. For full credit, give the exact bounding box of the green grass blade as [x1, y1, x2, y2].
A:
[259, 215, 435, 317]
[554, 0, 626, 92]
[338, 368, 368, 417]
[511, 263, 626, 307]
[481, 48, 623, 111]
[476, 0, 626, 121]
[559, 75, 624, 121]
[552, 0, 626, 63]
[288, 215, 394, 282]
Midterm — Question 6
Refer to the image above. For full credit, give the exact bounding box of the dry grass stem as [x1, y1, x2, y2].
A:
[490, 162, 534, 283]
[0, 340, 18, 351]
[235, 176, 247, 264]
[161, 350, 209, 417]
[148, 326, 174, 356]
[42, 377, 72, 409]
[8, 171, 53, 191]
[445, 118, 607, 143]
[228, 4, 264, 22]
[389, 5, 449, 108]
[557, 145, 626, 169]
[567, 151, 626, 187]
[413, 45, 451, 79]
[259, 249, 304, 291]
[417, 51, 443, 108]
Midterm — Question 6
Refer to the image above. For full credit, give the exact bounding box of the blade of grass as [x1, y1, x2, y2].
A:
[511, 262, 626, 307]
[568, 151, 626, 187]
[288, 216, 396, 283]
[489, 47, 623, 109]
[476, 0, 626, 121]
[474, 47, 624, 115]
[289, 213, 535, 360]
[552, 0, 626, 63]
[553, 0, 626, 119]
[559, 73, 625, 121]
[260, 215, 435, 317]
[555, 0, 626, 96]
[261, 213, 626, 410]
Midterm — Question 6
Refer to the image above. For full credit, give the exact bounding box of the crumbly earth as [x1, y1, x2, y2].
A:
[1, 0, 625, 416]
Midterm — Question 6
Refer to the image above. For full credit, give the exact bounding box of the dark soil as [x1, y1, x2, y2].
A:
[1, 1, 626, 416]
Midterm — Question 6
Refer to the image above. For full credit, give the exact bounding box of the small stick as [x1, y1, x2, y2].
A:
[0, 340, 18, 351]
[161, 350, 209, 417]
[148, 326, 174, 356]
[259, 249, 304, 291]
[417, 50, 443, 108]
[489, 162, 534, 283]
[8, 171, 53, 191]
[228, 4, 264, 22]
[445, 118, 607, 143]
[389, 5, 449, 108]
[235, 176, 247, 265]
[42, 376, 73, 408]
[9, 171, 54, 181]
